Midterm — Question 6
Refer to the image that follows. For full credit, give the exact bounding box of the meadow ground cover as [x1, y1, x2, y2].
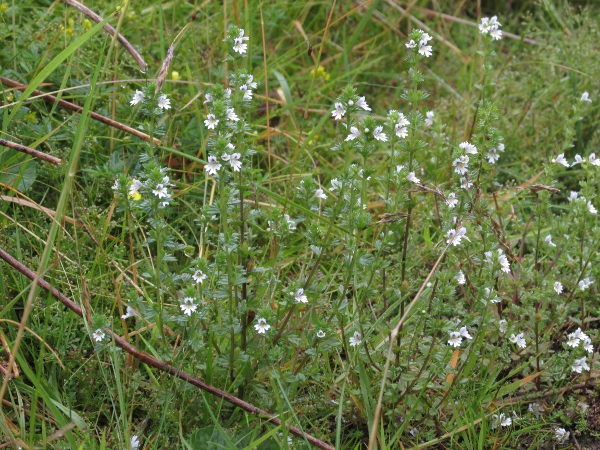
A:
[1, 0, 600, 448]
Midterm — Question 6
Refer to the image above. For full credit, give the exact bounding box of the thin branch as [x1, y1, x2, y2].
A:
[0, 246, 334, 450]
[0, 138, 62, 165]
[0, 76, 161, 145]
[61, 0, 147, 71]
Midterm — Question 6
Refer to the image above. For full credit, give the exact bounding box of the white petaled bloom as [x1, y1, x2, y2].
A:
[453, 155, 469, 175]
[121, 306, 137, 320]
[405, 40, 417, 49]
[330, 178, 342, 191]
[446, 227, 470, 246]
[583, 337, 593, 353]
[572, 356, 590, 373]
[254, 317, 271, 334]
[246, 74, 257, 89]
[284, 214, 296, 230]
[459, 326, 472, 340]
[459, 141, 477, 154]
[314, 188, 327, 200]
[205, 155, 222, 176]
[498, 253, 510, 273]
[588, 202, 597, 215]
[554, 428, 569, 443]
[131, 435, 140, 450]
[349, 331, 362, 347]
[554, 281, 563, 294]
[568, 191, 579, 202]
[480, 16, 502, 40]
[294, 288, 308, 304]
[224, 88, 232, 99]
[566, 332, 581, 348]
[240, 84, 253, 101]
[152, 184, 170, 199]
[203, 93, 213, 104]
[499, 319, 507, 333]
[397, 113, 410, 127]
[500, 414, 512, 427]
[129, 179, 143, 196]
[228, 153, 242, 172]
[356, 96, 371, 111]
[529, 403, 543, 415]
[233, 37, 248, 54]
[192, 270, 207, 284]
[130, 89, 145, 106]
[545, 235, 556, 247]
[345, 126, 360, 141]
[396, 165, 405, 173]
[579, 277, 593, 291]
[180, 298, 197, 316]
[157, 94, 171, 110]
[226, 108, 239, 122]
[316, 330, 326, 338]
[204, 114, 218, 129]
[418, 39, 432, 57]
[446, 192, 458, 208]
[509, 333, 526, 349]
[112, 180, 120, 191]
[92, 329, 105, 342]
[455, 270, 466, 285]
[572, 154, 585, 166]
[448, 331, 462, 347]
[484, 251, 493, 263]
[237, 28, 250, 42]
[486, 147, 500, 164]
[395, 123, 408, 138]
[581, 91, 592, 102]
[407, 172, 420, 184]
[460, 177, 473, 189]
[552, 153, 570, 167]
[425, 111, 434, 126]
[332, 102, 346, 120]
[589, 153, 600, 166]
[373, 126, 387, 142]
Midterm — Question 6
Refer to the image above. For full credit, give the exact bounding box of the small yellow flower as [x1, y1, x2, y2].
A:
[83, 19, 92, 30]
[65, 26, 74, 38]
[129, 192, 141, 201]
[310, 66, 330, 80]
[26, 112, 37, 123]
[171, 71, 181, 81]
[68, 18, 75, 26]
[0, 3, 8, 14]
[6, 93, 14, 102]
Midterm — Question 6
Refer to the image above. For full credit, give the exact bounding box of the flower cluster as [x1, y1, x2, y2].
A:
[479, 16, 502, 40]
[447, 326, 472, 347]
[405, 29, 433, 58]
[130, 88, 171, 111]
[509, 332, 526, 349]
[567, 191, 597, 215]
[553, 152, 600, 168]
[565, 328, 593, 353]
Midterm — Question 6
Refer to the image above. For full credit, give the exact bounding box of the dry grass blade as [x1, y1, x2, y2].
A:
[0, 76, 161, 145]
[0, 138, 62, 165]
[61, 0, 147, 71]
[155, 23, 193, 94]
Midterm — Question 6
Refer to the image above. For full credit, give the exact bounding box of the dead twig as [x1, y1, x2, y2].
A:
[0, 246, 335, 450]
[0, 138, 62, 165]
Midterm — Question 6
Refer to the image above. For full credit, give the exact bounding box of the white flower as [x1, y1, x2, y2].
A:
[180, 298, 197, 316]
[480, 16, 502, 40]
[349, 331, 362, 347]
[572, 356, 590, 373]
[460, 177, 472, 189]
[224, 88, 232, 99]
[294, 288, 308, 304]
[589, 153, 600, 166]
[528, 403, 543, 415]
[509, 332, 526, 349]
[246, 74, 257, 89]
[499, 319, 507, 333]
[397, 113, 410, 127]
[554, 281, 563, 294]
[486, 144, 504, 164]
[448, 331, 462, 347]
[446, 226, 470, 246]
[583, 337, 593, 353]
[568, 191, 579, 202]
[226, 108, 239, 122]
[581, 91, 592, 102]
[405, 40, 417, 49]
[587, 201, 597, 215]
[395, 123, 408, 138]
[484, 251, 493, 263]
[92, 329, 105, 342]
[554, 428, 569, 443]
[228, 153, 242, 172]
[332, 102, 346, 120]
[566, 332, 581, 348]
[500, 414, 511, 427]
[131, 435, 140, 449]
[545, 235, 556, 247]
[330, 178, 342, 191]
[498, 253, 510, 273]
[407, 172, 420, 184]
[233, 38, 248, 54]
[204, 114, 218, 129]
[254, 317, 271, 334]
[356, 96, 371, 111]
[459, 141, 477, 154]
[316, 330, 326, 338]
[395, 165, 405, 173]
[192, 270, 207, 284]
[455, 270, 466, 285]
[373, 126, 387, 142]
[237, 29, 250, 42]
[240, 84, 253, 101]
[130, 89, 145, 106]
[572, 154, 585, 166]
[459, 326, 472, 339]
[157, 94, 171, 110]
[121, 306, 137, 320]
[552, 153, 570, 167]
[112, 180, 120, 191]
[418, 40, 432, 57]
[345, 126, 360, 141]
[445, 192, 458, 208]
[152, 184, 170, 199]
[453, 155, 469, 175]
[129, 179, 143, 197]
[314, 188, 327, 200]
[205, 155, 222, 176]
[490, 27, 503, 41]
[579, 277, 593, 291]
[203, 93, 213, 104]
[425, 111, 434, 126]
